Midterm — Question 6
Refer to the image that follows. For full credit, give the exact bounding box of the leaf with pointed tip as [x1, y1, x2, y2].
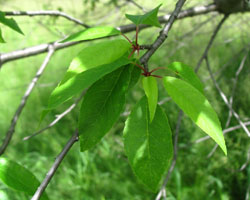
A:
[47, 55, 130, 110]
[0, 11, 23, 35]
[60, 26, 121, 43]
[125, 4, 162, 28]
[142, 76, 158, 123]
[166, 62, 204, 94]
[61, 39, 130, 84]
[123, 96, 173, 191]
[0, 28, 5, 43]
[163, 76, 227, 155]
[79, 65, 132, 151]
[0, 158, 49, 200]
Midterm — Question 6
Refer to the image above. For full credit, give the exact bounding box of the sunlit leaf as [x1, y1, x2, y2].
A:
[166, 62, 204, 94]
[125, 4, 162, 28]
[163, 76, 227, 155]
[61, 39, 130, 84]
[0, 11, 23, 35]
[123, 96, 173, 191]
[79, 65, 132, 151]
[60, 26, 121, 43]
[0, 158, 49, 200]
[47, 55, 130, 110]
[142, 76, 158, 122]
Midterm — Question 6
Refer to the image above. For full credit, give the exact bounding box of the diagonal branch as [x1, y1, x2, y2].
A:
[205, 56, 250, 137]
[4, 11, 90, 28]
[0, 4, 218, 67]
[0, 46, 55, 155]
[195, 14, 229, 72]
[23, 91, 85, 141]
[140, 0, 187, 69]
[31, 130, 79, 200]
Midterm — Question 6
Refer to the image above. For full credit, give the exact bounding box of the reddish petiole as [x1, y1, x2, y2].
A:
[133, 63, 164, 78]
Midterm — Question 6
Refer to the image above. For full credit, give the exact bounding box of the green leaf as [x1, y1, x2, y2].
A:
[60, 26, 121, 43]
[142, 76, 158, 123]
[47, 55, 130, 110]
[125, 4, 162, 28]
[123, 96, 173, 191]
[127, 63, 141, 90]
[0, 11, 23, 35]
[163, 76, 227, 155]
[79, 65, 132, 151]
[166, 62, 204, 94]
[0, 28, 5, 43]
[61, 39, 131, 84]
[0, 158, 49, 200]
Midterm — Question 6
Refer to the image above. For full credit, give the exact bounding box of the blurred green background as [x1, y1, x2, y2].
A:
[0, 0, 250, 199]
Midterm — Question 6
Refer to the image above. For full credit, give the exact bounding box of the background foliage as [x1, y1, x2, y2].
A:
[0, 0, 249, 199]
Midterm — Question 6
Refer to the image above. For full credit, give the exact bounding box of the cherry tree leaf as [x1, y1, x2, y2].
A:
[142, 76, 158, 123]
[125, 4, 162, 28]
[163, 76, 227, 155]
[79, 65, 132, 151]
[0, 11, 23, 35]
[61, 39, 130, 84]
[47, 55, 130, 110]
[166, 62, 204, 94]
[0, 158, 49, 200]
[123, 96, 173, 191]
[60, 26, 121, 43]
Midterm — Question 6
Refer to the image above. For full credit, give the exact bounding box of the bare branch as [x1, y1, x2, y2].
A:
[0, 4, 218, 67]
[155, 111, 183, 200]
[0, 46, 55, 155]
[4, 10, 90, 28]
[23, 91, 85, 141]
[31, 130, 78, 200]
[140, 0, 187, 68]
[205, 57, 250, 137]
[225, 53, 248, 127]
[195, 14, 229, 72]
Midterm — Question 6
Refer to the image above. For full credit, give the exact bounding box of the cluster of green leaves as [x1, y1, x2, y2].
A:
[0, 4, 227, 196]
[0, 11, 23, 43]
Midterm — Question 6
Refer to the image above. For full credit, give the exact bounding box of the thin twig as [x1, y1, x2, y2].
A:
[194, 121, 250, 144]
[225, 53, 248, 127]
[155, 111, 183, 200]
[31, 130, 79, 200]
[4, 11, 90, 28]
[205, 57, 250, 137]
[195, 14, 229, 72]
[239, 148, 250, 171]
[0, 46, 55, 155]
[23, 91, 85, 141]
[126, 0, 146, 11]
[0, 4, 218, 66]
[140, 0, 187, 70]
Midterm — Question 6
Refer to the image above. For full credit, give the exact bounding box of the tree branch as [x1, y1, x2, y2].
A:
[0, 46, 55, 155]
[205, 57, 250, 137]
[140, 0, 187, 69]
[4, 10, 90, 28]
[0, 4, 218, 67]
[31, 130, 79, 200]
[195, 14, 229, 72]
[23, 91, 85, 141]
